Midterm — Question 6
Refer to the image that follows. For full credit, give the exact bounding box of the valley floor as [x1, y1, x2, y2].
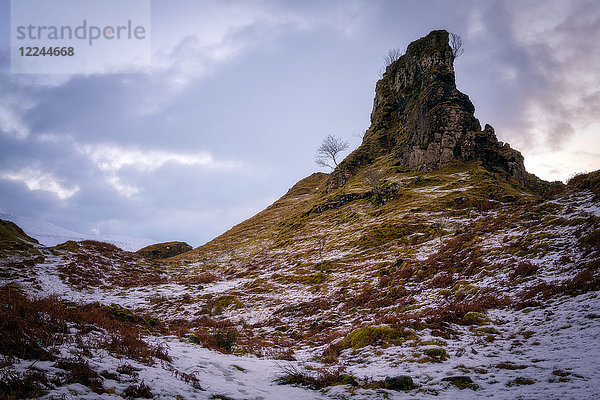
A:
[2, 256, 599, 399]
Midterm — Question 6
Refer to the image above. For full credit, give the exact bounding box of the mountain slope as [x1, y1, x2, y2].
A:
[0, 213, 156, 251]
[173, 30, 558, 269]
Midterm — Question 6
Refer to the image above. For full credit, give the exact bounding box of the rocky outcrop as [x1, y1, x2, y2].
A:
[329, 30, 535, 189]
[136, 241, 192, 259]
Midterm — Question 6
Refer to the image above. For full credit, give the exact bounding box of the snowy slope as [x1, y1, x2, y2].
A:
[0, 213, 156, 251]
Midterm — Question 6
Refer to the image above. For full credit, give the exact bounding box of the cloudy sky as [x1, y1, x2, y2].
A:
[1, 0, 599, 247]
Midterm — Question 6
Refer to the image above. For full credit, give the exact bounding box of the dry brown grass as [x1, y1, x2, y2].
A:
[0, 369, 49, 399]
[510, 261, 539, 279]
[376, 293, 511, 333]
[176, 272, 219, 285]
[516, 261, 600, 309]
[277, 365, 356, 389]
[53, 357, 105, 394]
[54, 240, 168, 289]
[0, 285, 168, 366]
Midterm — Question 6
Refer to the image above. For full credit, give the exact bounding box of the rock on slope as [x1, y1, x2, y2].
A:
[136, 241, 193, 259]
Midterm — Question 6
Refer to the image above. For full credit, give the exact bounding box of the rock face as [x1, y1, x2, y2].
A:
[329, 30, 532, 188]
[136, 241, 192, 259]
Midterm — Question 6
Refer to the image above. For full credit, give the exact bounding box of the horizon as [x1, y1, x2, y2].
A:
[1, 0, 599, 247]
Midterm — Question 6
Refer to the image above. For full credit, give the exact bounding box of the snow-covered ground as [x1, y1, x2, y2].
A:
[3, 291, 599, 399]
[2, 180, 599, 398]
[3, 241, 599, 399]
[0, 213, 156, 251]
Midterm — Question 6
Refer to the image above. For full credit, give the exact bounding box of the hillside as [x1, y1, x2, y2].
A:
[1, 30, 599, 399]
[0, 213, 156, 251]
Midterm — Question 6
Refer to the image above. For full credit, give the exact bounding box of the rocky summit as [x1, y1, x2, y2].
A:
[330, 30, 535, 189]
[1, 30, 599, 399]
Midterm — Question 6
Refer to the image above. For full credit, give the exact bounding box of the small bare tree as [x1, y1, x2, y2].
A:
[363, 167, 386, 204]
[383, 48, 403, 67]
[315, 134, 349, 170]
[379, 48, 403, 77]
[450, 33, 464, 58]
[317, 235, 326, 263]
[353, 130, 365, 140]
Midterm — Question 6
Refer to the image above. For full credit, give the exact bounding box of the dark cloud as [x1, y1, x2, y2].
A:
[460, 0, 600, 152]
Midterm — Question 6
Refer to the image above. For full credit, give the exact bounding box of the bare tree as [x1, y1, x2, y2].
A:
[383, 48, 403, 67]
[363, 167, 384, 191]
[450, 33, 464, 58]
[379, 48, 403, 77]
[363, 167, 386, 204]
[353, 130, 365, 140]
[315, 134, 349, 170]
[317, 235, 326, 263]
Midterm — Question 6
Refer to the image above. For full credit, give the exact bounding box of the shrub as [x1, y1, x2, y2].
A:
[568, 170, 600, 198]
[124, 381, 153, 398]
[54, 357, 104, 394]
[0, 285, 169, 368]
[516, 263, 600, 308]
[0, 369, 49, 399]
[277, 365, 357, 390]
[510, 261, 539, 279]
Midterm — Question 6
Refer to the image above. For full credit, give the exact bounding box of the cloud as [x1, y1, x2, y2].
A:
[525, 149, 600, 182]
[78, 143, 240, 172]
[510, 1, 600, 149]
[137, 0, 370, 113]
[76, 142, 241, 197]
[0, 97, 33, 140]
[0, 167, 79, 199]
[105, 176, 139, 198]
[472, 1, 600, 151]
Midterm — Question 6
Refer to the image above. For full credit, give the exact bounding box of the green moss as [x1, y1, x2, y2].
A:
[185, 333, 200, 344]
[208, 295, 243, 315]
[104, 304, 158, 326]
[474, 327, 500, 335]
[452, 281, 484, 299]
[461, 312, 489, 325]
[340, 326, 414, 349]
[422, 347, 448, 362]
